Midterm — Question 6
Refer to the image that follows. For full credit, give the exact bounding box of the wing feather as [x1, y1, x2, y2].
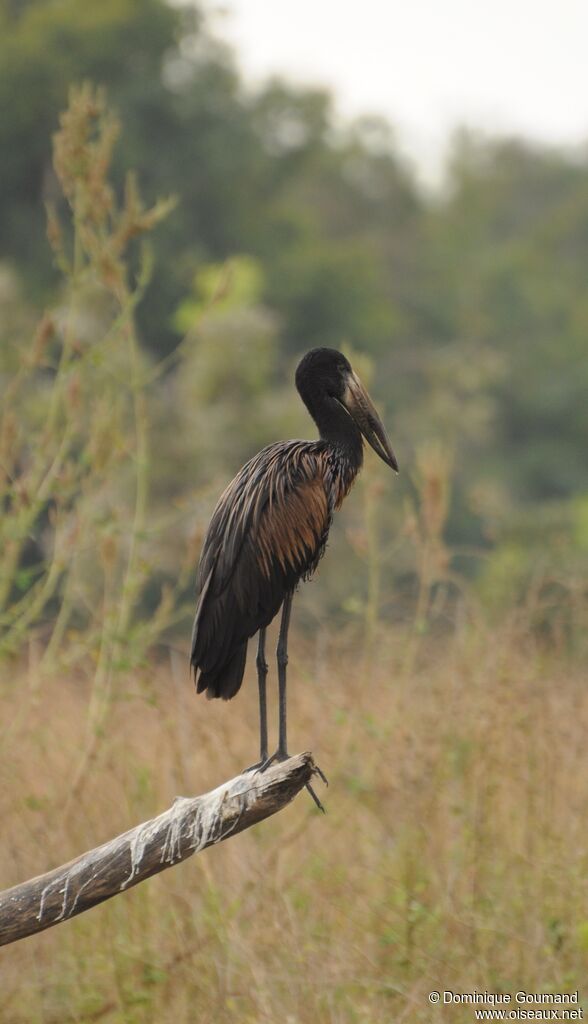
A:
[190, 440, 332, 697]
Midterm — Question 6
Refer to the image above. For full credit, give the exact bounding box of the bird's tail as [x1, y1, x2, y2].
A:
[194, 642, 248, 701]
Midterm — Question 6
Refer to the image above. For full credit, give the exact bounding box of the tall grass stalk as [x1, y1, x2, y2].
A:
[401, 441, 453, 674]
[0, 87, 179, 791]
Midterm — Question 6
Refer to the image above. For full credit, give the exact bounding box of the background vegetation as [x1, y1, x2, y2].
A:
[1, 1, 587, 1020]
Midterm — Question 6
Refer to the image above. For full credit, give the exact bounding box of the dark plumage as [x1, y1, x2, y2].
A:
[190, 348, 397, 797]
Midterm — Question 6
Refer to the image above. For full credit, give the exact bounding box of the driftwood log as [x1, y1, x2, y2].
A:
[0, 752, 317, 947]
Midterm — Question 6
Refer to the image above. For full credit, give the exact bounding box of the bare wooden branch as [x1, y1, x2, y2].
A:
[0, 752, 317, 947]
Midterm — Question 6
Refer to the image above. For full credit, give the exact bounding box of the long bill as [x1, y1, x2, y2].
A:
[342, 372, 399, 471]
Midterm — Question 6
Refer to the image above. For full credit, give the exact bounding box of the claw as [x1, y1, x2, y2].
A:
[305, 781, 326, 813]
[313, 763, 328, 787]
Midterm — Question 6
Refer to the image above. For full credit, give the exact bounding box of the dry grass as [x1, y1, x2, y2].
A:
[1, 619, 587, 1024]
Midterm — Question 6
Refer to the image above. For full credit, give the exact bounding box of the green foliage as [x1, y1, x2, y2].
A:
[0, 0, 587, 638]
[0, 85, 178, 683]
[0, 0, 179, 281]
[165, 256, 308, 498]
[432, 133, 588, 507]
[173, 254, 264, 334]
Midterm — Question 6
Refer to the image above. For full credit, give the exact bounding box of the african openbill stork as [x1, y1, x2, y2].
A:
[190, 348, 398, 807]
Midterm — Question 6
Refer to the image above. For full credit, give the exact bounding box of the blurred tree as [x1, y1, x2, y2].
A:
[432, 133, 588, 504]
[1, 0, 588, 606]
[253, 90, 426, 357]
[0, 0, 271, 355]
[0, 0, 179, 272]
[0, 0, 429, 364]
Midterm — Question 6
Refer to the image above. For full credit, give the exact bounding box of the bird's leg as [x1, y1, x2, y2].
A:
[276, 590, 292, 759]
[256, 627, 269, 763]
[260, 593, 327, 812]
[243, 629, 268, 772]
[257, 593, 291, 765]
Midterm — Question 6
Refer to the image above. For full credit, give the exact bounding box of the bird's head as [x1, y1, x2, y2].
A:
[295, 348, 398, 471]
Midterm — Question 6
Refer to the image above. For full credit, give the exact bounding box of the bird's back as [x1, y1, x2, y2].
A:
[191, 440, 345, 700]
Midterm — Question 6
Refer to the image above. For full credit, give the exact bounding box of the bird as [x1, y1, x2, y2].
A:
[190, 347, 398, 808]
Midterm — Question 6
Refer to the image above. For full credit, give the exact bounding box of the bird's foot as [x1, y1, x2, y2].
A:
[258, 748, 328, 813]
[258, 748, 288, 772]
[242, 756, 269, 774]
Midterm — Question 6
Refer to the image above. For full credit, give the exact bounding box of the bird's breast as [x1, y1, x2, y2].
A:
[324, 450, 360, 512]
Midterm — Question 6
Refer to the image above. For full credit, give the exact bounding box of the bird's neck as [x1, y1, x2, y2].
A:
[307, 394, 364, 475]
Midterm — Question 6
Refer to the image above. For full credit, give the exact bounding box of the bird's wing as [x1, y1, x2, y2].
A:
[191, 440, 331, 686]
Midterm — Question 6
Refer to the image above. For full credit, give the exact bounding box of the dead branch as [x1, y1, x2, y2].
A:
[0, 752, 317, 947]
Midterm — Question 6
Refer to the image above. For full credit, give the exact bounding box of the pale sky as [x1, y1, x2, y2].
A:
[205, 0, 588, 181]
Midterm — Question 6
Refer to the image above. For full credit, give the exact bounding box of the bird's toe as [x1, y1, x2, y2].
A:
[242, 757, 269, 774]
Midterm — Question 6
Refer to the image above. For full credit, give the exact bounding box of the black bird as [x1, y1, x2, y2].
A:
[190, 348, 398, 805]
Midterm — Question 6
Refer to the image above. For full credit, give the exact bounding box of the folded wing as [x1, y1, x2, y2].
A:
[190, 440, 331, 699]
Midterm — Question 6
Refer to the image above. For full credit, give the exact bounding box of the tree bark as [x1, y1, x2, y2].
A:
[0, 752, 317, 947]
